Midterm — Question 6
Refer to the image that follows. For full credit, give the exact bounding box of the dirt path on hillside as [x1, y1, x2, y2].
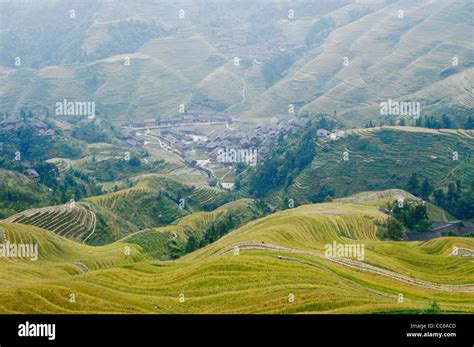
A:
[217, 242, 474, 293]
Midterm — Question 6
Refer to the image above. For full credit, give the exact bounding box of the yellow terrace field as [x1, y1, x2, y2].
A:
[0, 198, 472, 314]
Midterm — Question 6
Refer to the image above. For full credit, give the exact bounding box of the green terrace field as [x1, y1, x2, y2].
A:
[81, 175, 232, 244]
[289, 126, 474, 202]
[0, 173, 233, 246]
[122, 198, 260, 260]
[0, 194, 472, 314]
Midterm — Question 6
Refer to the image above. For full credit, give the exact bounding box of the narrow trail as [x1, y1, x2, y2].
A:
[225, 62, 254, 113]
[217, 242, 474, 293]
[80, 202, 96, 244]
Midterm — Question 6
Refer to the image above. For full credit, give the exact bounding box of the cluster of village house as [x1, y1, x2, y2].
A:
[0, 118, 55, 137]
[121, 113, 342, 170]
[0, 118, 57, 180]
[212, 27, 305, 62]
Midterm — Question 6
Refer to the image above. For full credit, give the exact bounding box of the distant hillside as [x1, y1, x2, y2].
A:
[288, 126, 474, 202]
[1, 0, 471, 125]
[241, 0, 473, 126]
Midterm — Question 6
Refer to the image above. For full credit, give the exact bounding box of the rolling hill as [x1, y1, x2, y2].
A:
[0, 191, 472, 314]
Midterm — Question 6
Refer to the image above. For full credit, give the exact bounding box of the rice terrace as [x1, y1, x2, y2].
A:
[0, 0, 472, 345]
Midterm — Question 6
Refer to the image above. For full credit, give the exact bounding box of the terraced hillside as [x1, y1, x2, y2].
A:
[1, 0, 471, 126]
[123, 198, 261, 259]
[83, 175, 231, 244]
[0, 35, 227, 123]
[0, 194, 472, 314]
[289, 126, 474, 202]
[334, 189, 453, 221]
[243, 0, 473, 126]
[188, 185, 231, 209]
[4, 204, 95, 243]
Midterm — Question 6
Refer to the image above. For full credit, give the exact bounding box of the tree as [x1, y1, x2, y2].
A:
[457, 189, 474, 219]
[441, 114, 451, 129]
[385, 218, 403, 240]
[167, 239, 184, 259]
[420, 177, 432, 200]
[391, 200, 431, 232]
[464, 115, 474, 130]
[185, 235, 198, 253]
[234, 178, 241, 191]
[415, 117, 422, 127]
[128, 156, 141, 167]
[423, 299, 441, 314]
[406, 173, 420, 196]
[446, 182, 458, 204]
[413, 218, 432, 232]
[305, 17, 336, 48]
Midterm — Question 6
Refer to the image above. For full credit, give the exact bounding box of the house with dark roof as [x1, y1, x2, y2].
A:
[317, 129, 331, 138]
[174, 141, 186, 152]
[32, 121, 48, 130]
[131, 121, 145, 128]
[184, 157, 197, 166]
[144, 119, 157, 127]
[0, 118, 20, 131]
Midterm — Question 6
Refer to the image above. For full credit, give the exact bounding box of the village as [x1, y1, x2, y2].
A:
[121, 112, 343, 190]
[210, 27, 305, 63]
[0, 110, 344, 187]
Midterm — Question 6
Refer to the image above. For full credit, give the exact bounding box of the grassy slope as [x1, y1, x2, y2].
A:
[0, 35, 226, 122]
[0, 195, 472, 314]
